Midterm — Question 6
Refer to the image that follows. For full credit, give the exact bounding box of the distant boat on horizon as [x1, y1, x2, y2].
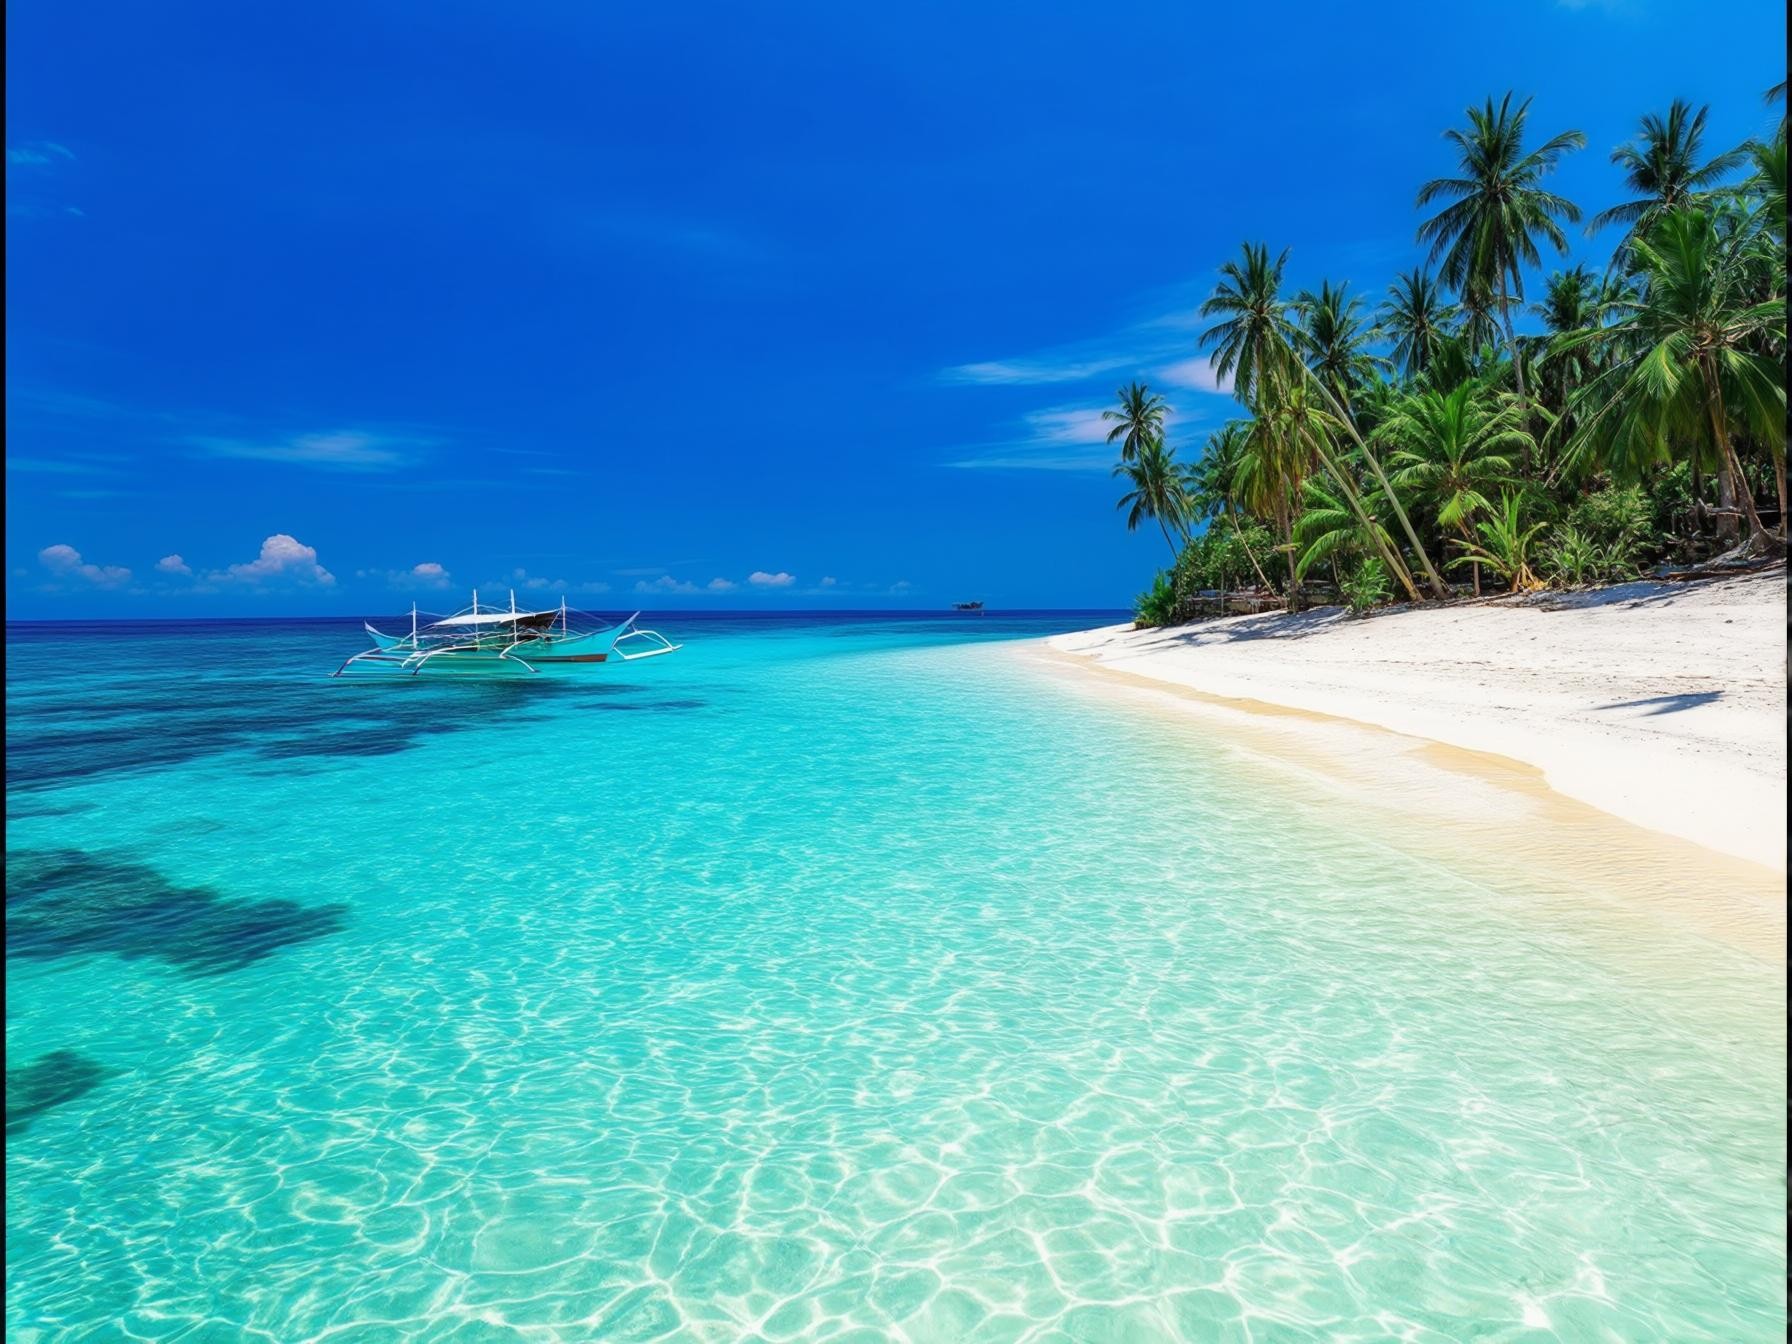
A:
[952, 600, 985, 613]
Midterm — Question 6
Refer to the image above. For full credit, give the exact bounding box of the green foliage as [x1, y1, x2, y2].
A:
[1132, 572, 1178, 628]
[1564, 484, 1653, 576]
[1110, 89, 1786, 606]
[1167, 520, 1278, 608]
[1540, 525, 1603, 586]
[1342, 557, 1392, 612]
[1450, 492, 1549, 591]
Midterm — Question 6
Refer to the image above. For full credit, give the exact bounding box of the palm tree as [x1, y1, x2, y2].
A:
[1293, 476, 1394, 585]
[1113, 436, 1193, 560]
[1748, 131, 1786, 241]
[1200, 244, 1446, 599]
[1451, 280, 1505, 358]
[1531, 266, 1602, 432]
[1294, 279, 1389, 421]
[1588, 100, 1749, 263]
[1382, 383, 1532, 592]
[1417, 92, 1586, 405]
[1533, 265, 1600, 334]
[1378, 269, 1454, 379]
[1188, 423, 1277, 593]
[1556, 207, 1787, 545]
[1102, 381, 1169, 463]
[1198, 243, 1295, 408]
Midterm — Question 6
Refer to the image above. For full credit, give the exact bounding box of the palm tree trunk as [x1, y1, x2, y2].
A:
[1279, 503, 1301, 614]
[1159, 519, 1180, 563]
[1460, 523, 1480, 596]
[1299, 367, 1445, 599]
[1701, 360, 1770, 545]
[1229, 508, 1275, 594]
[1498, 279, 1530, 407]
[1776, 434, 1788, 541]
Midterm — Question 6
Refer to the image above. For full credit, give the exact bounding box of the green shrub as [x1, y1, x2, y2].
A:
[1566, 484, 1652, 578]
[1542, 524, 1602, 586]
[1133, 572, 1178, 628]
[1341, 557, 1391, 613]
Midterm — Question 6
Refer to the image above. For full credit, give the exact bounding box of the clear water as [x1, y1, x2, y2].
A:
[5, 613, 1785, 1342]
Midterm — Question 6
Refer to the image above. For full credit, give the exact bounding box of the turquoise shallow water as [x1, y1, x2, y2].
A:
[5, 613, 1785, 1342]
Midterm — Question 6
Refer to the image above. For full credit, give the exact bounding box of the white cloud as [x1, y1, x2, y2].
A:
[942, 355, 1133, 386]
[748, 570, 795, 587]
[7, 142, 75, 167]
[635, 575, 699, 594]
[819, 576, 837, 587]
[191, 429, 424, 472]
[209, 534, 335, 587]
[468, 568, 608, 597]
[156, 554, 192, 576]
[38, 543, 130, 587]
[707, 578, 738, 592]
[1156, 356, 1234, 395]
[948, 404, 1125, 471]
[410, 561, 451, 588]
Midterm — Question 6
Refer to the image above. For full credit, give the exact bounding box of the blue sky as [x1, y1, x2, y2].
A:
[6, 1, 1786, 615]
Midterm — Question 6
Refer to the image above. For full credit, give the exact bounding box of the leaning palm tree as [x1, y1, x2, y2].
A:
[1113, 436, 1193, 561]
[1588, 100, 1749, 264]
[1382, 382, 1531, 592]
[1294, 279, 1389, 422]
[1378, 269, 1454, 379]
[1417, 92, 1586, 405]
[1102, 381, 1169, 463]
[1556, 206, 1787, 546]
[1200, 243, 1446, 599]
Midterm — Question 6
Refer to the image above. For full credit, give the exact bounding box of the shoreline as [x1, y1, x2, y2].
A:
[1045, 570, 1787, 880]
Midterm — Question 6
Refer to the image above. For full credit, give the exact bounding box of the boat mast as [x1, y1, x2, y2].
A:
[561, 597, 568, 633]
[410, 603, 417, 642]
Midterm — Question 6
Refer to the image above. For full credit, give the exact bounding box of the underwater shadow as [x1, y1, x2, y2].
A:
[6, 848, 348, 977]
[6, 1050, 112, 1136]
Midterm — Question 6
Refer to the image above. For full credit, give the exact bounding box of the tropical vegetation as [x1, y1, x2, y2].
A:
[1115, 85, 1786, 627]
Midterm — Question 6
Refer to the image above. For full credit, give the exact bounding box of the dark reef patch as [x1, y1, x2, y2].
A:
[6, 1050, 112, 1136]
[6, 673, 681, 793]
[6, 848, 348, 976]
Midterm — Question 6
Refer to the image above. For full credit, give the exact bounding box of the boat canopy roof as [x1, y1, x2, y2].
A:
[429, 609, 559, 629]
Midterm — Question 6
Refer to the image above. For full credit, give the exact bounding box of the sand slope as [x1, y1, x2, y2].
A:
[1051, 570, 1787, 871]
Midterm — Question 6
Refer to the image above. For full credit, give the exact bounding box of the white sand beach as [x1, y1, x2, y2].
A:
[1050, 569, 1788, 874]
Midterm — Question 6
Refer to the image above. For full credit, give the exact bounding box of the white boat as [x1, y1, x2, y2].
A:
[334, 591, 680, 678]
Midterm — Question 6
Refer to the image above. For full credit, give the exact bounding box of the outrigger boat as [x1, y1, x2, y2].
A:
[334, 591, 680, 678]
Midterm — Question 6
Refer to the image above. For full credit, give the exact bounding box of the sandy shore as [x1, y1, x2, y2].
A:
[1050, 569, 1787, 873]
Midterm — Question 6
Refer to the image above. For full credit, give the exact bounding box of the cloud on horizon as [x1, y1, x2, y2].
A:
[358, 560, 455, 591]
[38, 542, 131, 587]
[207, 534, 335, 587]
[156, 554, 192, 576]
